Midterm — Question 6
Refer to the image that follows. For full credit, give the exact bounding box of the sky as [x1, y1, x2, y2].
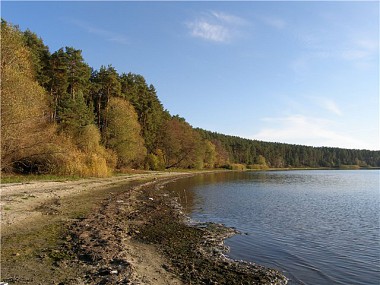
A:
[2, 1, 379, 150]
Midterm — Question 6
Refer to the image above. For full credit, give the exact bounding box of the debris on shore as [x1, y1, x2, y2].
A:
[65, 178, 288, 284]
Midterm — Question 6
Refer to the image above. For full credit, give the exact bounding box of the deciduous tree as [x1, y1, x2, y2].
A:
[105, 97, 146, 168]
[1, 21, 54, 173]
[162, 117, 202, 169]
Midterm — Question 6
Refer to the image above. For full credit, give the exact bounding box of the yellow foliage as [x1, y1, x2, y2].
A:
[49, 133, 113, 177]
[106, 97, 147, 168]
[230, 164, 247, 171]
[248, 164, 269, 170]
[74, 124, 102, 153]
[203, 140, 217, 168]
[146, 149, 166, 170]
[1, 22, 54, 172]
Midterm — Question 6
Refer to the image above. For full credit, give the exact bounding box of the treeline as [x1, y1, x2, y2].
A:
[1, 20, 379, 177]
[1, 20, 226, 176]
[197, 129, 380, 169]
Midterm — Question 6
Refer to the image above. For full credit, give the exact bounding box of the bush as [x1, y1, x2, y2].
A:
[145, 149, 166, 170]
[230, 164, 246, 171]
[48, 134, 113, 177]
[248, 164, 269, 170]
[74, 124, 101, 153]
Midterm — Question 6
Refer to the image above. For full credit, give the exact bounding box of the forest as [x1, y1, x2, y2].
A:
[1, 20, 379, 177]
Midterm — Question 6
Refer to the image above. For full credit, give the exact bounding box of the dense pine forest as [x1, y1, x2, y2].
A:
[1, 20, 379, 176]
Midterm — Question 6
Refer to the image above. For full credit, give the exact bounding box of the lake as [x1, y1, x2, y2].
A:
[165, 170, 380, 285]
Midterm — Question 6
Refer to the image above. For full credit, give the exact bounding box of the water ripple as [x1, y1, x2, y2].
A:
[167, 170, 380, 285]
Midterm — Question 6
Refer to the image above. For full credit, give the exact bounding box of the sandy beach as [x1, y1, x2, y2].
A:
[1, 171, 287, 284]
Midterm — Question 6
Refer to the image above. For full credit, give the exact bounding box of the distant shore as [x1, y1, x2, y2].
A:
[1, 171, 287, 284]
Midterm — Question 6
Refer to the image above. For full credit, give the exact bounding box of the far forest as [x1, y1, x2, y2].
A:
[1, 20, 379, 177]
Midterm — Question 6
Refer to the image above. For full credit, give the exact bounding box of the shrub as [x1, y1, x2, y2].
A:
[248, 164, 269, 170]
[230, 164, 246, 171]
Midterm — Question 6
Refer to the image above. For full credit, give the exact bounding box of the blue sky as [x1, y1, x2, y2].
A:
[2, 1, 379, 150]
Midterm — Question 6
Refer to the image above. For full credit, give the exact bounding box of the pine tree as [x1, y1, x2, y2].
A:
[120, 73, 169, 153]
[91, 65, 121, 142]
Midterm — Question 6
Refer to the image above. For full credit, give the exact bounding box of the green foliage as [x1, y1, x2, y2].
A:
[338, 165, 360, 170]
[74, 124, 101, 153]
[47, 47, 91, 122]
[1, 174, 81, 184]
[57, 92, 94, 135]
[248, 164, 269, 170]
[91, 65, 121, 140]
[202, 140, 217, 168]
[64, 47, 92, 97]
[145, 149, 166, 170]
[162, 117, 203, 169]
[212, 139, 230, 168]
[105, 97, 147, 168]
[2, 19, 379, 176]
[257, 155, 267, 166]
[197, 129, 380, 168]
[22, 29, 51, 88]
[119, 73, 170, 153]
[247, 155, 269, 170]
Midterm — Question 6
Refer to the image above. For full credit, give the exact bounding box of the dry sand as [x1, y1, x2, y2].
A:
[1, 172, 192, 284]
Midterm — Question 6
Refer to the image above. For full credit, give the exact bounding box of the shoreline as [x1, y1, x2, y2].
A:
[134, 177, 288, 285]
[1, 171, 287, 284]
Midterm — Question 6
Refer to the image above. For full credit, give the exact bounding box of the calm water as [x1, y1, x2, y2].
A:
[165, 170, 380, 285]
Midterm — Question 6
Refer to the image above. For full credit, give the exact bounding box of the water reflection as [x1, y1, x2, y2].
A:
[165, 172, 249, 213]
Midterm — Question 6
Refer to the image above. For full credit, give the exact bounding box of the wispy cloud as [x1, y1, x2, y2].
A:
[211, 11, 248, 26]
[69, 19, 128, 45]
[187, 21, 230, 43]
[310, 97, 343, 116]
[322, 99, 342, 116]
[291, 33, 378, 74]
[252, 115, 371, 149]
[339, 39, 378, 69]
[260, 16, 287, 30]
[186, 11, 248, 43]
[290, 38, 378, 80]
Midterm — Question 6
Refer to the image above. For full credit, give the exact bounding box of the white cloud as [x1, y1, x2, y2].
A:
[186, 11, 247, 43]
[261, 16, 286, 30]
[322, 100, 342, 116]
[211, 11, 248, 26]
[339, 39, 378, 66]
[290, 37, 378, 78]
[107, 36, 128, 45]
[310, 97, 343, 116]
[252, 115, 374, 150]
[70, 19, 128, 45]
[187, 21, 230, 43]
[341, 50, 370, 60]
[356, 39, 379, 52]
[292, 34, 378, 71]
